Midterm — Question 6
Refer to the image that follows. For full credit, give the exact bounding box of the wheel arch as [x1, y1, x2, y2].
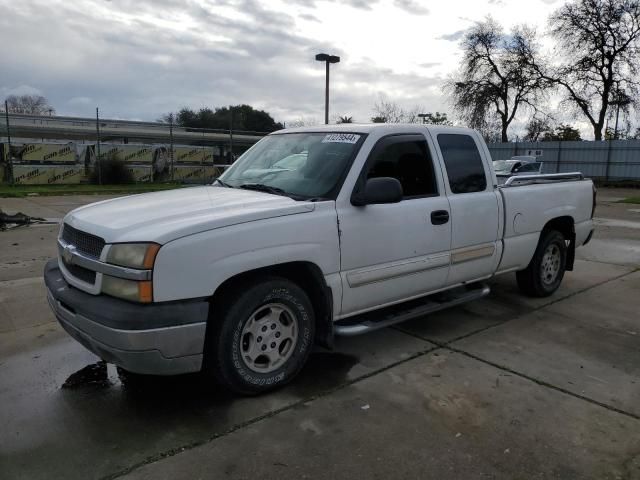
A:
[541, 215, 576, 271]
[208, 261, 334, 349]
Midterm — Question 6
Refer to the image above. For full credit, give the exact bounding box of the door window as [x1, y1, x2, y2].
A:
[365, 136, 438, 198]
[437, 134, 487, 194]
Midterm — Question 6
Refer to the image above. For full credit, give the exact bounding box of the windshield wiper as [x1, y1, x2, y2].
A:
[306, 197, 329, 202]
[238, 183, 288, 196]
[213, 178, 233, 188]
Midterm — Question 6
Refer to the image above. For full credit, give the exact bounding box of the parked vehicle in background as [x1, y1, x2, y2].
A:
[493, 159, 526, 175]
[494, 157, 544, 184]
[45, 124, 595, 395]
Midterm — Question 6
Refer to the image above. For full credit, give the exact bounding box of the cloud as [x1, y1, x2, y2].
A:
[291, 0, 379, 10]
[68, 96, 92, 106]
[393, 0, 430, 15]
[438, 29, 467, 41]
[0, 0, 456, 124]
[299, 12, 320, 22]
[0, 84, 43, 97]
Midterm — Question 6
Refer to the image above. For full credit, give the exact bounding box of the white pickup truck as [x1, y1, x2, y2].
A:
[45, 124, 596, 394]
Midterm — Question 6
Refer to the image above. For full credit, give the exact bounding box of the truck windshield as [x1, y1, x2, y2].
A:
[218, 132, 364, 199]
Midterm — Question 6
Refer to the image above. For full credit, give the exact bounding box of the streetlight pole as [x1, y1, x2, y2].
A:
[315, 53, 340, 124]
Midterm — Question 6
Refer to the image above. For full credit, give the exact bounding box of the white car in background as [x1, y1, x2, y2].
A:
[494, 157, 544, 184]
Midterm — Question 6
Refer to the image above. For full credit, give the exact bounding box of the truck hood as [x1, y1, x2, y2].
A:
[64, 186, 316, 244]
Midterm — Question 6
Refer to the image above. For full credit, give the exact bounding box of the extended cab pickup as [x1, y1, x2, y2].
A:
[45, 124, 596, 394]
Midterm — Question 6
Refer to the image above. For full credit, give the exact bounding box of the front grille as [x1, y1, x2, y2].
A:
[62, 258, 97, 284]
[62, 224, 105, 259]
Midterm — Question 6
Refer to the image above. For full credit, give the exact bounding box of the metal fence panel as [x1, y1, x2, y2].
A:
[487, 140, 640, 180]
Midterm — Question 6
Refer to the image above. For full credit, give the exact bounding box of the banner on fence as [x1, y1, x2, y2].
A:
[13, 165, 84, 184]
[19, 142, 76, 163]
[172, 165, 221, 181]
[173, 146, 216, 164]
[98, 145, 154, 163]
[127, 165, 153, 182]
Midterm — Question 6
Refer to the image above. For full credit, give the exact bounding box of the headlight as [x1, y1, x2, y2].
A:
[106, 243, 160, 269]
[102, 275, 153, 303]
[103, 243, 159, 302]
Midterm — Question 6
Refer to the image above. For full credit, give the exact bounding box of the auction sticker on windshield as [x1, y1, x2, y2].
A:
[322, 133, 360, 144]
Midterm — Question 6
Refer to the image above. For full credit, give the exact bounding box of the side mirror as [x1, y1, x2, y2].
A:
[352, 177, 403, 206]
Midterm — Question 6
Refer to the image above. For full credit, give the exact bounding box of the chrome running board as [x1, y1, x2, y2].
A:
[334, 283, 490, 336]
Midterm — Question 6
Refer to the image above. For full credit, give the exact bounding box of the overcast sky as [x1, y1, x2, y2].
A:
[1, 0, 563, 127]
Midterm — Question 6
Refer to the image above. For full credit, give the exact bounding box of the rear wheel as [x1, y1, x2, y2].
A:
[206, 277, 315, 395]
[516, 230, 567, 297]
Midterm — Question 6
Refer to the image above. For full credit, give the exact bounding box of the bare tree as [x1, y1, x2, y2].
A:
[523, 116, 552, 141]
[447, 18, 548, 142]
[371, 98, 405, 123]
[528, 0, 640, 140]
[371, 97, 424, 123]
[477, 114, 504, 143]
[287, 116, 320, 128]
[4, 94, 55, 115]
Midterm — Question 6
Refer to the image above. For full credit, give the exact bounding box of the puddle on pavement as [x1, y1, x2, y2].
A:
[61, 350, 359, 401]
[62, 361, 111, 389]
[61, 351, 359, 406]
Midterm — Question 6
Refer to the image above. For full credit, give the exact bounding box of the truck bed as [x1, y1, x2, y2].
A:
[496, 173, 595, 273]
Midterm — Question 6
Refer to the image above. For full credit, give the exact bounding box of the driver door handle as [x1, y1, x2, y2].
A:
[430, 210, 449, 225]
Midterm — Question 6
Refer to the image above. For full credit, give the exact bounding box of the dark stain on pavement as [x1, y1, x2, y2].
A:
[289, 351, 359, 394]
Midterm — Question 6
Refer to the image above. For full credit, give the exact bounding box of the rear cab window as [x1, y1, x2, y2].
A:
[437, 134, 488, 194]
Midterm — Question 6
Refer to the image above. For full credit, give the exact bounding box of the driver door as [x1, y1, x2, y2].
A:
[337, 134, 452, 317]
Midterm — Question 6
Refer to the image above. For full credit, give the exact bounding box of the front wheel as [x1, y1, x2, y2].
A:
[516, 230, 567, 297]
[206, 277, 315, 395]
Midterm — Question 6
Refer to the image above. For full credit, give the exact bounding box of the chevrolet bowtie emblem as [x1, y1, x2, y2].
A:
[63, 244, 77, 264]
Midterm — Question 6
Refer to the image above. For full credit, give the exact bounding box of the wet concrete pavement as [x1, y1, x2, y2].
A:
[0, 189, 639, 479]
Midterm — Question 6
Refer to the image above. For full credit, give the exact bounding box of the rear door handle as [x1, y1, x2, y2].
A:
[430, 210, 449, 225]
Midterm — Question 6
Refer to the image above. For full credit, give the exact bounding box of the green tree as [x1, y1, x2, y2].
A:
[164, 105, 283, 132]
[337, 115, 353, 124]
[421, 112, 453, 125]
[542, 124, 582, 141]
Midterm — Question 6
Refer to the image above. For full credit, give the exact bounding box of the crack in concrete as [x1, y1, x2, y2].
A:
[414, 266, 637, 347]
[102, 343, 442, 480]
[392, 268, 640, 421]
[101, 266, 639, 479]
[446, 346, 640, 421]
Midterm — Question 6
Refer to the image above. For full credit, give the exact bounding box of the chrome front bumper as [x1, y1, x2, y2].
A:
[45, 259, 208, 375]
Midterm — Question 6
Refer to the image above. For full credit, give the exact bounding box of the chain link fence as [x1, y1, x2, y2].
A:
[0, 111, 267, 185]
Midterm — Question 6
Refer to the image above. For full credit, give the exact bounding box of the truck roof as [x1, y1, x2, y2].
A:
[273, 123, 478, 136]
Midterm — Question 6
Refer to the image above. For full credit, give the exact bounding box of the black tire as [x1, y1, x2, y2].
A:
[206, 277, 315, 395]
[516, 229, 567, 297]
